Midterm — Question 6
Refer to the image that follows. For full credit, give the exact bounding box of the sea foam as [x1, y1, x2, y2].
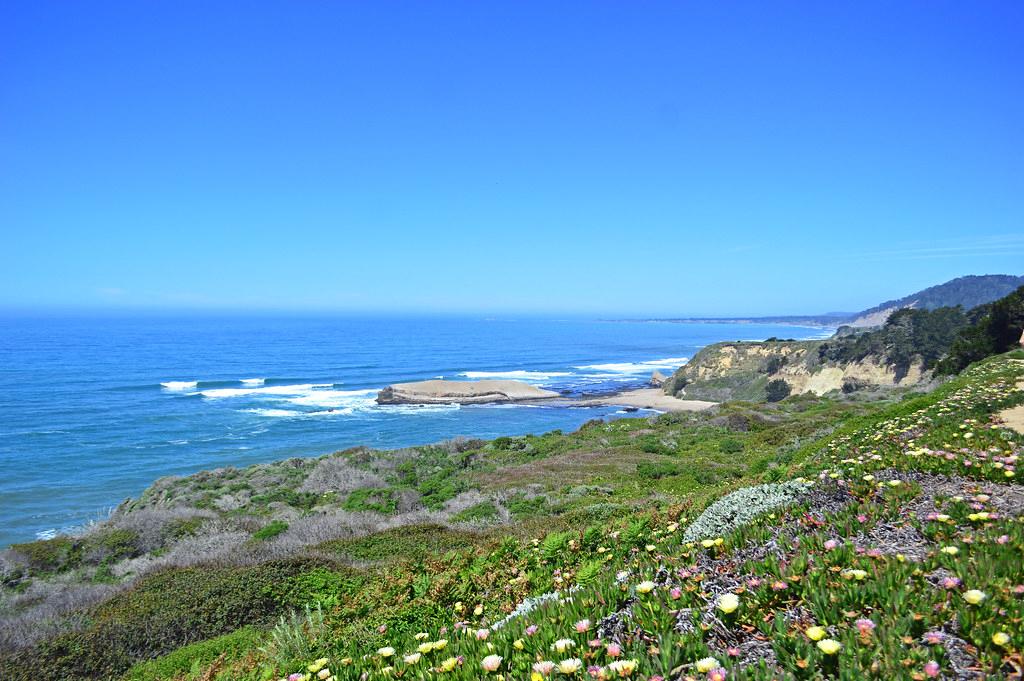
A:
[575, 356, 688, 374]
[459, 370, 573, 381]
[161, 381, 198, 390]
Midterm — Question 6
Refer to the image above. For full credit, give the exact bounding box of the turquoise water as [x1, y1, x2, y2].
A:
[0, 314, 827, 546]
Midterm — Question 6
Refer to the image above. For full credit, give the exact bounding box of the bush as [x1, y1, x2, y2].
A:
[341, 488, 396, 514]
[8, 537, 80, 574]
[122, 626, 262, 681]
[252, 520, 289, 541]
[719, 438, 744, 454]
[765, 379, 791, 402]
[636, 461, 680, 480]
[3, 559, 324, 680]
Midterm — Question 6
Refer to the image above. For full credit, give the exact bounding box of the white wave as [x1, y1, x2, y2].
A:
[378, 403, 462, 414]
[35, 528, 58, 540]
[575, 356, 688, 374]
[246, 408, 299, 418]
[161, 381, 198, 390]
[201, 383, 322, 399]
[459, 370, 573, 381]
[240, 378, 265, 386]
[286, 388, 379, 409]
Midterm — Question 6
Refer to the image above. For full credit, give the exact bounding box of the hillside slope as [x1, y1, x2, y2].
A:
[848, 274, 1024, 327]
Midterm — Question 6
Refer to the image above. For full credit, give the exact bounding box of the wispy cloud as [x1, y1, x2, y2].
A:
[841, 234, 1024, 262]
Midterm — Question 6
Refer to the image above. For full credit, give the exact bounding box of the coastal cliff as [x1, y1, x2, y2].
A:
[663, 340, 927, 402]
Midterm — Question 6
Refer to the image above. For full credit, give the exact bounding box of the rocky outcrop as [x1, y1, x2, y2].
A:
[377, 380, 559, 405]
[649, 370, 667, 387]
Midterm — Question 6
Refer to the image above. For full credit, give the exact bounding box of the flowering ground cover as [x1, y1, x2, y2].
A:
[251, 355, 1022, 681]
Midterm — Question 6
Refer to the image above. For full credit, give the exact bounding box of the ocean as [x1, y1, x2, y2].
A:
[0, 314, 828, 546]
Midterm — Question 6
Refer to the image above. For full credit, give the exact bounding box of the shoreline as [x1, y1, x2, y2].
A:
[575, 387, 716, 413]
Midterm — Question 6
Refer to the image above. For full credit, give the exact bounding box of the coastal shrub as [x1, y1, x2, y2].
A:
[341, 488, 396, 514]
[451, 501, 499, 523]
[7, 537, 80, 575]
[765, 378, 791, 402]
[682, 480, 811, 542]
[123, 626, 262, 681]
[719, 438, 743, 454]
[636, 461, 680, 480]
[252, 520, 289, 541]
[14, 558, 323, 680]
[277, 568, 361, 609]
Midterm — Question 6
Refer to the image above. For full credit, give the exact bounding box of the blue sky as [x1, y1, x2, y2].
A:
[1, 1, 1021, 316]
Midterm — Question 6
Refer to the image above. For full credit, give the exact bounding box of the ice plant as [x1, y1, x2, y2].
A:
[558, 658, 583, 674]
[481, 654, 502, 672]
[695, 657, 720, 673]
[817, 639, 842, 654]
[963, 589, 987, 605]
[716, 593, 739, 614]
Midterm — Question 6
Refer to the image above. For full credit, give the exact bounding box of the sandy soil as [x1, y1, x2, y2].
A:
[584, 388, 716, 413]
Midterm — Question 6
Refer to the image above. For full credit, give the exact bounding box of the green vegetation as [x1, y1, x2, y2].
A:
[937, 285, 1024, 375]
[765, 378, 791, 402]
[252, 520, 289, 541]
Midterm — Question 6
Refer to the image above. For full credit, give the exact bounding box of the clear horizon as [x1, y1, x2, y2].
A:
[3, 2, 1022, 316]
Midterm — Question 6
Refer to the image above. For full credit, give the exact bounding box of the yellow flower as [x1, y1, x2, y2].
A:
[308, 658, 329, 673]
[453, 602, 464, 613]
[993, 632, 1011, 647]
[636, 581, 656, 594]
[645, 544, 656, 552]
[817, 638, 842, 655]
[842, 569, 868, 581]
[433, 639, 448, 650]
[377, 647, 395, 658]
[695, 656, 720, 672]
[513, 638, 525, 650]
[963, 589, 987, 605]
[417, 642, 433, 654]
[941, 546, 959, 556]
[404, 653, 422, 665]
[532, 674, 544, 681]
[805, 626, 826, 641]
[414, 632, 430, 640]
[552, 638, 575, 653]
[716, 593, 739, 614]
[439, 657, 459, 672]
[474, 604, 484, 616]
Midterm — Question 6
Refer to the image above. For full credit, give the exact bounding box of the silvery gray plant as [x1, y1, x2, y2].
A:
[682, 480, 811, 543]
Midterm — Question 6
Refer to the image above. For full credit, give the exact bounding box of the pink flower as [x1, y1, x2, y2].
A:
[708, 668, 728, 681]
[771, 580, 788, 591]
[378, 624, 387, 634]
[670, 587, 682, 600]
[997, 535, 1010, 545]
[857, 514, 868, 523]
[941, 577, 961, 590]
[289, 675, 304, 681]
[824, 539, 839, 550]
[587, 665, 601, 677]
[606, 643, 621, 658]
[747, 577, 762, 588]
[525, 624, 538, 636]
[924, 660, 940, 677]
[727, 647, 740, 657]
[1013, 584, 1024, 596]
[855, 618, 875, 635]
[475, 628, 489, 640]
[575, 619, 591, 633]
[923, 631, 943, 645]
[588, 639, 602, 648]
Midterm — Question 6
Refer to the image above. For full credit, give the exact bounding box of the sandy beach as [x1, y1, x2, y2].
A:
[583, 388, 716, 413]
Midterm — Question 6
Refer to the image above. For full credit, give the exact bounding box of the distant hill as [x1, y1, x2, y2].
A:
[847, 274, 1024, 327]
